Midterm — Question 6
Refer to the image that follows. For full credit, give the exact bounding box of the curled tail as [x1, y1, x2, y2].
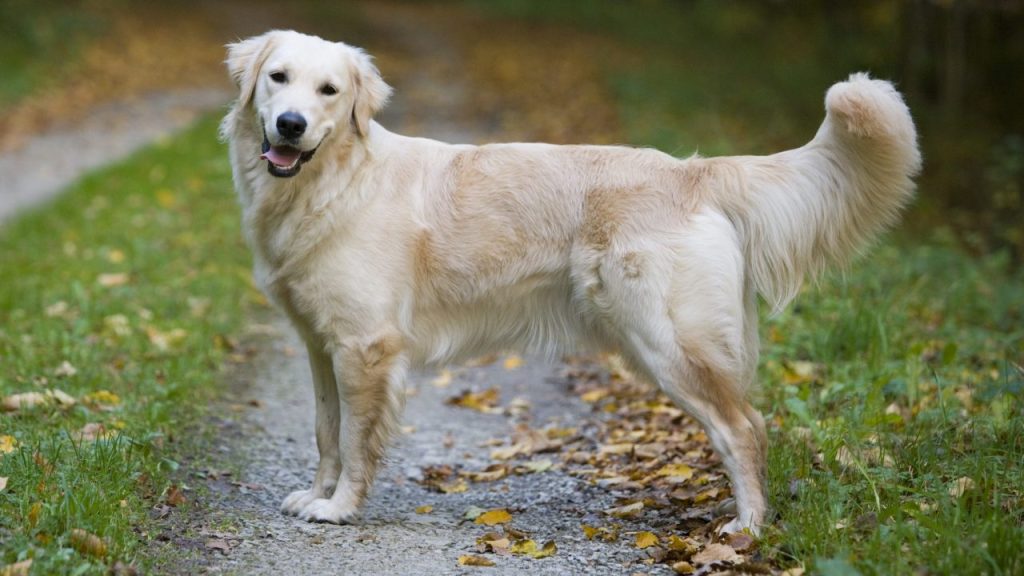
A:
[718, 73, 922, 312]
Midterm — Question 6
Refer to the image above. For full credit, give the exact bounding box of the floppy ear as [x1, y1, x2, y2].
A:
[225, 31, 279, 108]
[350, 48, 392, 137]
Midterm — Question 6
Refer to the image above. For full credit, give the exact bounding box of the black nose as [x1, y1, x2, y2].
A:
[276, 112, 307, 139]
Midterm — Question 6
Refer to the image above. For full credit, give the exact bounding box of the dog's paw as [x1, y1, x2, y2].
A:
[298, 498, 359, 524]
[281, 489, 319, 516]
[717, 516, 760, 537]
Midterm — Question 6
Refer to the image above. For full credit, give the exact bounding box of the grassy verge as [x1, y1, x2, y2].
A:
[465, 2, 1024, 574]
[0, 116, 256, 574]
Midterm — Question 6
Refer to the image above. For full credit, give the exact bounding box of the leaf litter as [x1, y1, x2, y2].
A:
[425, 354, 777, 571]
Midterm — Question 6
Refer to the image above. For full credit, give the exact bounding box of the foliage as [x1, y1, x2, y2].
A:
[0, 117, 255, 573]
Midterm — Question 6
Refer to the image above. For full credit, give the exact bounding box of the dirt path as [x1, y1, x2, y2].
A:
[198, 7, 681, 576]
[0, 88, 230, 223]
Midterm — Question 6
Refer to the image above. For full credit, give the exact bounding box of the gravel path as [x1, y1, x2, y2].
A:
[0, 88, 230, 224]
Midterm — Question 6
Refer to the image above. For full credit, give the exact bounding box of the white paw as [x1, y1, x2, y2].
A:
[280, 489, 318, 516]
[717, 517, 760, 537]
[298, 498, 359, 524]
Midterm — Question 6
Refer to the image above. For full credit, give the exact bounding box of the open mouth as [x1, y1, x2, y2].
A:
[260, 135, 318, 178]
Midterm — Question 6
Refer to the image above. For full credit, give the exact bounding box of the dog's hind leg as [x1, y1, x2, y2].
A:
[590, 210, 767, 534]
[299, 331, 407, 524]
[281, 342, 342, 515]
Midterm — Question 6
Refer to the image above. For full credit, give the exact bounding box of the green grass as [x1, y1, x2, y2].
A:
[0, 117, 256, 573]
[760, 242, 1024, 574]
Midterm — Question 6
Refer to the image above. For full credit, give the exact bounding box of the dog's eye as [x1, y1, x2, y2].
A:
[269, 71, 288, 84]
[319, 84, 338, 96]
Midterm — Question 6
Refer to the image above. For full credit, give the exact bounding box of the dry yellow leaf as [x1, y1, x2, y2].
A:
[415, 505, 434, 514]
[666, 535, 699, 554]
[0, 435, 16, 454]
[84, 390, 121, 408]
[635, 531, 659, 549]
[438, 478, 468, 494]
[671, 560, 695, 574]
[107, 249, 125, 263]
[156, 189, 177, 208]
[446, 388, 501, 413]
[656, 463, 695, 480]
[97, 272, 129, 287]
[692, 542, 740, 565]
[475, 508, 512, 526]
[457, 555, 495, 567]
[949, 476, 975, 498]
[70, 528, 108, 558]
[604, 501, 644, 518]
[580, 388, 609, 403]
[503, 355, 523, 370]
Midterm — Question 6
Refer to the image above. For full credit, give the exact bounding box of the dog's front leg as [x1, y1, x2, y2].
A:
[281, 342, 342, 515]
[299, 332, 406, 524]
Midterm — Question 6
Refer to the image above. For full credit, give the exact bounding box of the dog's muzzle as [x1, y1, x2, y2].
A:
[261, 134, 319, 178]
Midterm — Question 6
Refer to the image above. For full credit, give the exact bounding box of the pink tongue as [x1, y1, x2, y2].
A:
[260, 145, 301, 167]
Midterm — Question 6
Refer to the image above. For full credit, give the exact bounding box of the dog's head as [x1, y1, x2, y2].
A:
[225, 30, 392, 178]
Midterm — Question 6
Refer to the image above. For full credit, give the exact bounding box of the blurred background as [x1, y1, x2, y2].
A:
[2, 0, 1022, 258]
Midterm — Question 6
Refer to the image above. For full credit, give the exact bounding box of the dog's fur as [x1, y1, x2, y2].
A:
[221, 30, 920, 534]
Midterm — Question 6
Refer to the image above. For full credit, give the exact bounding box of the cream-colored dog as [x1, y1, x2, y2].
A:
[221, 30, 920, 535]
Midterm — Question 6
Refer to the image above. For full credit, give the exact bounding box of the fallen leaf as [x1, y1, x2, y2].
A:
[655, 463, 695, 481]
[782, 360, 821, 384]
[107, 249, 126, 263]
[0, 559, 32, 576]
[205, 538, 230, 554]
[467, 465, 509, 483]
[70, 528, 108, 558]
[2, 389, 76, 412]
[503, 355, 523, 370]
[635, 531, 659, 549]
[2, 392, 47, 412]
[666, 535, 699, 554]
[949, 476, 975, 498]
[165, 485, 186, 506]
[691, 543, 740, 565]
[518, 459, 552, 474]
[671, 560, 695, 574]
[74, 423, 112, 442]
[476, 533, 511, 554]
[446, 387, 501, 413]
[415, 505, 434, 514]
[0, 477, 6, 491]
[457, 554, 495, 567]
[0, 435, 17, 454]
[54, 358, 77, 377]
[438, 478, 468, 494]
[475, 508, 512, 526]
[463, 506, 487, 521]
[83, 390, 121, 408]
[45, 301, 70, 317]
[604, 501, 644, 519]
[511, 538, 557, 559]
[725, 531, 757, 553]
[98, 273, 129, 287]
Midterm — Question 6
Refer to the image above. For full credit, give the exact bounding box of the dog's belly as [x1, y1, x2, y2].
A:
[406, 271, 599, 366]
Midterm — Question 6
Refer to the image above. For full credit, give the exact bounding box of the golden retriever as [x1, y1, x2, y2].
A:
[220, 30, 920, 535]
